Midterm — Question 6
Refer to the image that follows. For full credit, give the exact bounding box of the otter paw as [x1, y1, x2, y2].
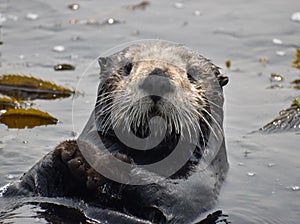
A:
[54, 141, 89, 182]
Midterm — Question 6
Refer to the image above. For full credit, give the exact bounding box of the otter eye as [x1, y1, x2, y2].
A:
[123, 62, 133, 76]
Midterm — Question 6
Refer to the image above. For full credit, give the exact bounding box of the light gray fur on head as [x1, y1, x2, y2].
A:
[95, 41, 224, 145]
[98, 41, 217, 78]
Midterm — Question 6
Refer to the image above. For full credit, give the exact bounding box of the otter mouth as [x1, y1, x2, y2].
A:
[94, 92, 210, 168]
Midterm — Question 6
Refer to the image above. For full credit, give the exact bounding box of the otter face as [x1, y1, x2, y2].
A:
[95, 42, 228, 144]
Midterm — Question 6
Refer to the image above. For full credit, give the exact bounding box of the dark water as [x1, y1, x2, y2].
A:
[0, 0, 299, 223]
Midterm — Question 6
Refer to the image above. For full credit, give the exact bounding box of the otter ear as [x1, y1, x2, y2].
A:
[98, 57, 113, 73]
[217, 74, 229, 87]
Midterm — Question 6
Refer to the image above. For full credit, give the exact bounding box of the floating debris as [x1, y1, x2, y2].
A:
[174, 2, 184, 9]
[270, 73, 284, 82]
[71, 35, 81, 41]
[272, 38, 283, 45]
[291, 48, 300, 69]
[247, 172, 255, 177]
[276, 51, 286, 56]
[0, 97, 19, 110]
[260, 98, 300, 133]
[267, 84, 283, 89]
[293, 98, 300, 108]
[25, 13, 39, 20]
[68, 3, 80, 11]
[259, 57, 267, 63]
[290, 12, 300, 23]
[69, 19, 79, 25]
[86, 18, 98, 25]
[0, 74, 75, 100]
[291, 79, 300, 85]
[127, 1, 150, 10]
[0, 108, 58, 129]
[53, 45, 65, 52]
[54, 63, 75, 71]
[225, 60, 231, 69]
[68, 17, 121, 26]
[291, 79, 300, 90]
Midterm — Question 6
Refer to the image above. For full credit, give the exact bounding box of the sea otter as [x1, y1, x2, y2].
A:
[3, 41, 229, 224]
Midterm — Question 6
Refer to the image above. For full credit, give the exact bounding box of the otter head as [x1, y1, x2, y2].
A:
[95, 42, 228, 152]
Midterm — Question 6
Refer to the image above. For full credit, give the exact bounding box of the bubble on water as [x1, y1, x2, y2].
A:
[53, 45, 65, 52]
[174, 2, 184, 9]
[19, 54, 25, 60]
[286, 186, 300, 191]
[247, 172, 255, 177]
[106, 18, 119, 25]
[26, 13, 39, 20]
[290, 12, 300, 23]
[272, 38, 283, 45]
[6, 174, 15, 180]
[194, 10, 201, 16]
[267, 162, 275, 167]
[0, 14, 7, 24]
[0, 13, 18, 25]
[276, 51, 285, 56]
[7, 14, 18, 21]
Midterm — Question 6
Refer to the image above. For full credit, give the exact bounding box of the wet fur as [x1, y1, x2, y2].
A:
[4, 42, 229, 224]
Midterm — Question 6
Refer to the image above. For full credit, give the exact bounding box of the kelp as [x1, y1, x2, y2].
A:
[270, 73, 284, 82]
[0, 74, 75, 100]
[54, 64, 75, 71]
[291, 79, 300, 90]
[225, 60, 231, 69]
[260, 98, 300, 133]
[0, 97, 20, 110]
[127, 1, 150, 10]
[0, 108, 58, 129]
[291, 48, 300, 70]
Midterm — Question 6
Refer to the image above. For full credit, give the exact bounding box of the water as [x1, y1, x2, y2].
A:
[0, 0, 299, 223]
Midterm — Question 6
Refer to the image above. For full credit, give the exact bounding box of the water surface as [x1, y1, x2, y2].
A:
[0, 0, 299, 223]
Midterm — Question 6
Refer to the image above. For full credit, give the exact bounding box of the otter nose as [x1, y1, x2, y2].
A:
[150, 95, 161, 103]
[139, 68, 174, 98]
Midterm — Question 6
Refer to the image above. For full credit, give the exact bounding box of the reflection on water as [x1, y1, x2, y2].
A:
[0, 0, 299, 223]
